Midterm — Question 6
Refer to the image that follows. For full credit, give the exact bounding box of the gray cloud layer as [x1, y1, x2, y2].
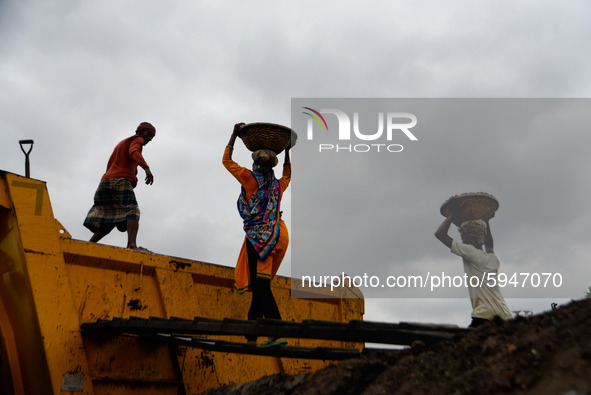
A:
[1, 0, 590, 326]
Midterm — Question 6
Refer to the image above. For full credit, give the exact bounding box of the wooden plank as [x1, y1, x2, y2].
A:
[143, 333, 361, 360]
[82, 316, 469, 346]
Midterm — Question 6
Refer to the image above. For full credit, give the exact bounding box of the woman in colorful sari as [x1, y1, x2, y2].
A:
[223, 123, 291, 345]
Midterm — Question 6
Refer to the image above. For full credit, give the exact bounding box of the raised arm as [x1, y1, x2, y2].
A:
[227, 122, 244, 147]
[278, 144, 292, 190]
[484, 219, 494, 253]
[284, 144, 291, 164]
[223, 123, 259, 190]
[435, 214, 455, 249]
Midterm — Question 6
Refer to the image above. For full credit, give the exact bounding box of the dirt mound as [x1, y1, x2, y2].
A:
[205, 298, 591, 395]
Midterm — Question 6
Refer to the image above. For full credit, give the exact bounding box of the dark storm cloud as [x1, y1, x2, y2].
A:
[1, 0, 590, 325]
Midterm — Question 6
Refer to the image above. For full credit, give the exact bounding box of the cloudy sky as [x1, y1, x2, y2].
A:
[1, 0, 590, 327]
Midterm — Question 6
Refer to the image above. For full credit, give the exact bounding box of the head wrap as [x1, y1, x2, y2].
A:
[458, 219, 487, 244]
[136, 122, 156, 134]
[252, 149, 278, 168]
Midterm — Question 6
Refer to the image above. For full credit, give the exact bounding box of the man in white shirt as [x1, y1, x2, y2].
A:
[435, 212, 513, 327]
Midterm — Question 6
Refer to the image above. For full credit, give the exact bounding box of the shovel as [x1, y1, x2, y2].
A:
[19, 139, 34, 178]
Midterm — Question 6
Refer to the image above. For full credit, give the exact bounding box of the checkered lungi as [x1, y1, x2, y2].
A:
[83, 178, 140, 232]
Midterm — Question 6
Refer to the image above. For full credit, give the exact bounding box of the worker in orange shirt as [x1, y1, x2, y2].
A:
[84, 122, 155, 250]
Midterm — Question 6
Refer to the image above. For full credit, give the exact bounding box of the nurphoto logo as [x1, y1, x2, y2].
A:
[302, 106, 418, 153]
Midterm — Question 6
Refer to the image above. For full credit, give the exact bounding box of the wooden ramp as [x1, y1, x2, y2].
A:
[82, 316, 470, 360]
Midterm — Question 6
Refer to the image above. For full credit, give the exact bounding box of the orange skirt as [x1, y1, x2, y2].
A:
[234, 219, 289, 293]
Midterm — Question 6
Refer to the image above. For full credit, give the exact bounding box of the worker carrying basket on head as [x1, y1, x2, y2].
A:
[223, 122, 295, 346]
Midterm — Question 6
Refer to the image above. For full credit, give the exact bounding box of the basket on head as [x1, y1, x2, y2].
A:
[237, 122, 298, 154]
[440, 192, 499, 227]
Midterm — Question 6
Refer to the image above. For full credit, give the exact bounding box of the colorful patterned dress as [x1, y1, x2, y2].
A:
[222, 146, 291, 293]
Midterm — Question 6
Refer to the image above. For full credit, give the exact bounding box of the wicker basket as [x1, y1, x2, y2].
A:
[237, 122, 298, 154]
[440, 192, 499, 226]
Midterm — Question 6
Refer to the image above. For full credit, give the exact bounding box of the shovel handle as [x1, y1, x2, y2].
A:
[19, 140, 34, 178]
[19, 139, 34, 155]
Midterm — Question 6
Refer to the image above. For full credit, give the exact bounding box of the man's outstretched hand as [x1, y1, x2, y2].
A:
[145, 167, 154, 185]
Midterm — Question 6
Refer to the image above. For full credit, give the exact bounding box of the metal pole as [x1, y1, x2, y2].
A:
[19, 140, 34, 178]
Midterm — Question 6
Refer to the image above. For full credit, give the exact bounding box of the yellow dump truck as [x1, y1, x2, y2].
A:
[0, 170, 364, 394]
